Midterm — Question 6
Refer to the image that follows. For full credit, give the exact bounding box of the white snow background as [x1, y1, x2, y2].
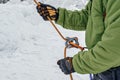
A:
[0, 0, 90, 80]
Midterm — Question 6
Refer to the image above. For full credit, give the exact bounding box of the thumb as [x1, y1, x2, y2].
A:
[57, 60, 61, 65]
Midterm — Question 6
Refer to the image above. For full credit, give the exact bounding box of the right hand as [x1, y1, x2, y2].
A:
[57, 57, 75, 75]
[36, 2, 58, 21]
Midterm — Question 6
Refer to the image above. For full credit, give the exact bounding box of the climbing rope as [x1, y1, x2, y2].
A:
[33, 0, 85, 80]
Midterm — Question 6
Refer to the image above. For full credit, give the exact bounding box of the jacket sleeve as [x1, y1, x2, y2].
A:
[72, 4, 120, 74]
[55, 1, 91, 31]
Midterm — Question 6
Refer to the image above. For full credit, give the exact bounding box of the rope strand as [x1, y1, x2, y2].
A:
[47, 17, 66, 40]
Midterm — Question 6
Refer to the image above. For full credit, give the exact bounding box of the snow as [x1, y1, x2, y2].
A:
[0, 0, 90, 80]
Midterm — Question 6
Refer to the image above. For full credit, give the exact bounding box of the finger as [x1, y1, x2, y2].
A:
[64, 71, 70, 75]
[39, 12, 43, 16]
[49, 12, 56, 16]
[49, 13, 56, 16]
[51, 17, 56, 20]
[61, 63, 67, 73]
[47, 6, 53, 9]
[47, 6, 56, 10]
[36, 5, 41, 9]
[42, 16, 48, 21]
[48, 10, 56, 13]
[57, 60, 61, 65]
[57, 59, 65, 65]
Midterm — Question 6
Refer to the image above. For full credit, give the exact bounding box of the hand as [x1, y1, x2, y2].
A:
[36, 2, 58, 21]
[57, 57, 75, 75]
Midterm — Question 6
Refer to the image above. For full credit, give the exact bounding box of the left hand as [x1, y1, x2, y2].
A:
[36, 2, 58, 21]
[57, 57, 75, 75]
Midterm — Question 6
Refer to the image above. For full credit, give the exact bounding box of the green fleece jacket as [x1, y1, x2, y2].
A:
[56, 0, 120, 74]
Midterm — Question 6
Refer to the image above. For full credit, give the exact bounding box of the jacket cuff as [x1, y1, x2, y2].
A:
[55, 8, 66, 26]
[72, 53, 86, 74]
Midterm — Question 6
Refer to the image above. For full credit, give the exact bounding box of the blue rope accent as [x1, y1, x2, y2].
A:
[90, 74, 93, 80]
